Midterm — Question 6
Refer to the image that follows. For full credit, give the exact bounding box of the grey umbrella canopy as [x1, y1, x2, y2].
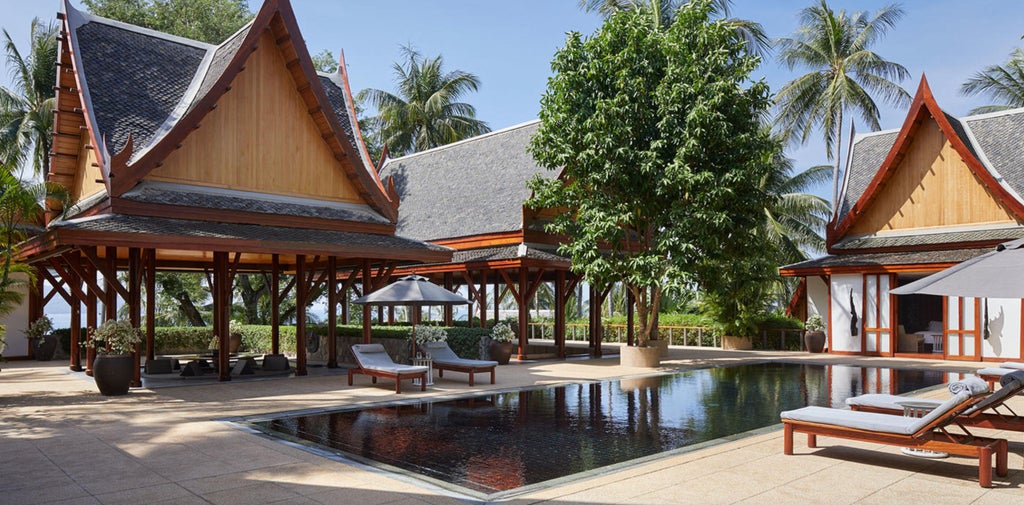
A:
[891, 238, 1024, 298]
[353, 275, 470, 306]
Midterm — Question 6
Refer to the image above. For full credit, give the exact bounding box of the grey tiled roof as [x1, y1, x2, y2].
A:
[186, 25, 252, 117]
[75, 20, 207, 157]
[963, 109, 1024, 199]
[836, 107, 1024, 234]
[52, 214, 448, 254]
[832, 227, 1024, 250]
[452, 245, 568, 264]
[380, 121, 558, 242]
[782, 247, 991, 271]
[320, 74, 360, 153]
[120, 182, 391, 225]
[836, 131, 897, 223]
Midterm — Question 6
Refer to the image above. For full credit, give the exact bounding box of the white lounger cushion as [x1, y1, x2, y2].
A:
[978, 367, 1015, 377]
[782, 391, 971, 435]
[1000, 362, 1024, 370]
[422, 341, 498, 367]
[352, 344, 428, 374]
[845, 393, 941, 411]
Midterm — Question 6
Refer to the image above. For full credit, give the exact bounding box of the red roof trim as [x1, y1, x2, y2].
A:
[829, 75, 1024, 245]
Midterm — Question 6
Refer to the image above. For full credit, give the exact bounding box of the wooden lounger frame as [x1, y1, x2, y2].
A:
[434, 362, 496, 387]
[347, 367, 426, 394]
[783, 397, 1009, 487]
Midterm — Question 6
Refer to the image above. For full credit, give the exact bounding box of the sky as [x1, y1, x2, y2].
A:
[2, 0, 1023, 197]
[2, 0, 1023, 325]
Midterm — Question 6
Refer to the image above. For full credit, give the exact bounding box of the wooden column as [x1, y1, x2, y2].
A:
[361, 259, 372, 343]
[145, 249, 156, 362]
[555, 270, 566, 359]
[493, 274, 500, 325]
[85, 259, 97, 376]
[68, 252, 82, 372]
[28, 266, 44, 360]
[443, 273, 454, 326]
[103, 247, 117, 354]
[271, 254, 280, 355]
[295, 254, 308, 376]
[341, 284, 349, 324]
[387, 306, 395, 325]
[517, 268, 529, 360]
[327, 256, 338, 368]
[128, 248, 142, 387]
[213, 251, 230, 382]
[479, 269, 487, 328]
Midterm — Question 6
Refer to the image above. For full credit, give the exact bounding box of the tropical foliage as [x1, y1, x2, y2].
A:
[961, 47, 1024, 114]
[0, 18, 58, 176]
[774, 0, 909, 204]
[82, 0, 253, 44]
[529, 2, 775, 343]
[357, 46, 490, 156]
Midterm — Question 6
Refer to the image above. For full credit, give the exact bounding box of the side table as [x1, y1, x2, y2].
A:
[412, 357, 433, 386]
[896, 400, 948, 458]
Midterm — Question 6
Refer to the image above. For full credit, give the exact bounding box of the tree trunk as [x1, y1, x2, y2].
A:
[831, 109, 843, 215]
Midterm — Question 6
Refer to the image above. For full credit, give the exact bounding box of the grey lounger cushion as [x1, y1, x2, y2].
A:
[782, 391, 972, 435]
[422, 341, 498, 367]
[352, 344, 428, 374]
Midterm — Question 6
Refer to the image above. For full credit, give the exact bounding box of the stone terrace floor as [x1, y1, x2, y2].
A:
[1, 345, 1022, 504]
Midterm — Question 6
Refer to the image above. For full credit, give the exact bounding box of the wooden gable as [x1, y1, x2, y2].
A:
[832, 76, 1024, 243]
[848, 119, 1019, 235]
[145, 31, 367, 204]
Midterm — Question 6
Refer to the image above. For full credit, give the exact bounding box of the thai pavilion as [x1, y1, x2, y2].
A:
[782, 77, 1024, 363]
[13, 0, 457, 382]
[8, 0, 609, 379]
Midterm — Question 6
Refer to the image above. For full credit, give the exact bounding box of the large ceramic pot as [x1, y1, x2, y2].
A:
[32, 335, 58, 361]
[620, 345, 661, 368]
[93, 354, 134, 396]
[489, 341, 516, 365]
[804, 331, 826, 353]
[722, 335, 752, 350]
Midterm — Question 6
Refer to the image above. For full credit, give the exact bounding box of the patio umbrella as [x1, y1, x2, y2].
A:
[353, 275, 472, 357]
[890, 238, 1024, 298]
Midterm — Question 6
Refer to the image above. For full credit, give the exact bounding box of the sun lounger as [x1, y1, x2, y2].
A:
[846, 371, 1024, 432]
[976, 364, 1024, 389]
[348, 344, 429, 394]
[421, 341, 497, 386]
[781, 377, 1008, 487]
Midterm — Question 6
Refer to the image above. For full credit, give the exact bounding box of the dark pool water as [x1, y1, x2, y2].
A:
[250, 362, 946, 495]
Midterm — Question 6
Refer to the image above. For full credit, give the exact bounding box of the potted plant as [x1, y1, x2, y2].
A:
[1, 324, 6, 372]
[488, 322, 516, 365]
[86, 319, 143, 396]
[804, 315, 826, 353]
[26, 315, 57, 361]
[410, 324, 447, 359]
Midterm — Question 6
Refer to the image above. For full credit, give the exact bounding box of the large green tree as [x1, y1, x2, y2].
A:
[578, 0, 769, 55]
[774, 0, 910, 207]
[961, 47, 1024, 114]
[82, 0, 253, 44]
[357, 47, 490, 156]
[528, 1, 776, 343]
[0, 19, 58, 177]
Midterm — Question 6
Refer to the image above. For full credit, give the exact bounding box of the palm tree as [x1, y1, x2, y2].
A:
[961, 48, 1024, 115]
[578, 0, 770, 56]
[774, 1, 910, 209]
[357, 47, 490, 156]
[0, 19, 58, 177]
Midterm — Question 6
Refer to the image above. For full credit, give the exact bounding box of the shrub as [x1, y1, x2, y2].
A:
[445, 327, 491, 359]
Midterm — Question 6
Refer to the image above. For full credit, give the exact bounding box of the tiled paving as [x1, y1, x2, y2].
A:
[1, 346, 1021, 504]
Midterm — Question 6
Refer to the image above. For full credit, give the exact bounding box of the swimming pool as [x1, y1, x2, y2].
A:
[244, 362, 948, 497]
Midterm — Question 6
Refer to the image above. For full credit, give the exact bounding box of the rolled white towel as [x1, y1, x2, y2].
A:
[948, 376, 989, 396]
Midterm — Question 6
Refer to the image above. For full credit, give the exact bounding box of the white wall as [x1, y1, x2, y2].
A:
[0, 273, 31, 358]
[982, 298, 1022, 360]
[830, 274, 862, 353]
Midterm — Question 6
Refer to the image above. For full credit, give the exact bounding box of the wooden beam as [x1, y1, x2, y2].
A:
[271, 254, 280, 355]
[46, 258, 88, 302]
[327, 256, 338, 368]
[39, 268, 72, 304]
[128, 248, 142, 387]
[295, 254, 308, 376]
[214, 252, 231, 382]
[362, 259, 372, 344]
[79, 246, 130, 301]
[145, 249, 156, 362]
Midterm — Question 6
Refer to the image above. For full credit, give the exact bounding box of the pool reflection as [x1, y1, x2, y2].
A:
[256, 363, 946, 494]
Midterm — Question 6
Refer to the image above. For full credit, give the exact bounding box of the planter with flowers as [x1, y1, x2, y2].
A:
[804, 315, 826, 353]
[488, 322, 516, 365]
[26, 315, 58, 361]
[87, 319, 143, 396]
[411, 325, 447, 356]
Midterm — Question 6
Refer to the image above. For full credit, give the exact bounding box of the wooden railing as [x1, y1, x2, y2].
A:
[527, 323, 807, 351]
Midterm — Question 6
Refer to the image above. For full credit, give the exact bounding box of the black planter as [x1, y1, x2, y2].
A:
[93, 355, 134, 396]
[32, 335, 58, 361]
[488, 341, 516, 365]
[804, 331, 826, 353]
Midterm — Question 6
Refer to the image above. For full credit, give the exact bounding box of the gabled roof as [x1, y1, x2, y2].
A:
[830, 76, 1024, 245]
[58, 0, 396, 221]
[379, 121, 559, 242]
